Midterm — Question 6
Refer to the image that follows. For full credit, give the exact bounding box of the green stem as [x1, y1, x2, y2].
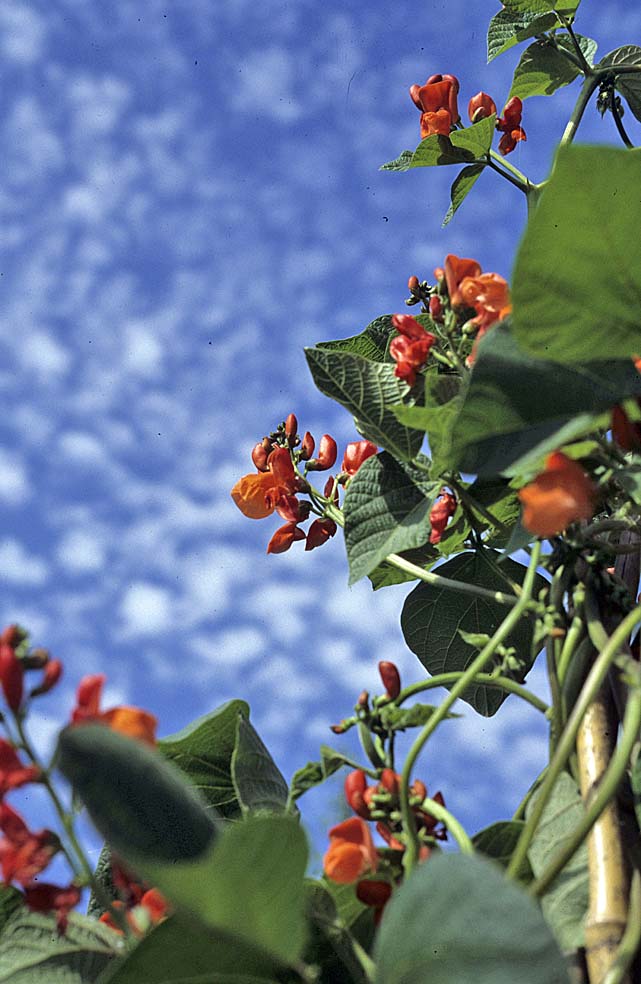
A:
[546, 639, 564, 751]
[610, 87, 635, 148]
[556, 613, 585, 686]
[15, 716, 132, 937]
[557, 13, 593, 76]
[400, 542, 543, 875]
[601, 868, 641, 984]
[487, 156, 528, 194]
[560, 74, 600, 147]
[397, 672, 549, 715]
[349, 938, 377, 984]
[512, 767, 548, 821]
[419, 795, 474, 855]
[506, 603, 641, 881]
[530, 661, 641, 897]
[488, 148, 530, 185]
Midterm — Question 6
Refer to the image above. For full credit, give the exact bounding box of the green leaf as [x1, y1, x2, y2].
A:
[526, 771, 589, 951]
[449, 324, 641, 475]
[509, 35, 597, 100]
[0, 888, 22, 936]
[378, 703, 456, 731]
[598, 45, 641, 123]
[289, 746, 362, 802]
[442, 164, 485, 227]
[142, 816, 309, 966]
[368, 544, 440, 591]
[99, 912, 287, 984]
[374, 853, 569, 983]
[618, 465, 641, 506]
[382, 116, 496, 172]
[392, 371, 463, 478]
[231, 715, 290, 816]
[400, 552, 547, 716]
[0, 912, 118, 984]
[316, 315, 393, 362]
[512, 145, 641, 363]
[57, 725, 219, 865]
[487, 7, 562, 63]
[464, 476, 521, 547]
[159, 700, 249, 820]
[343, 452, 439, 584]
[302, 882, 371, 984]
[472, 820, 534, 883]
[304, 347, 424, 460]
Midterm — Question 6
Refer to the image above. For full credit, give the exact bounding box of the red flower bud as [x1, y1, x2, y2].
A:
[379, 769, 400, 797]
[411, 779, 427, 801]
[275, 494, 311, 524]
[305, 518, 337, 551]
[307, 434, 338, 471]
[612, 402, 641, 451]
[266, 523, 306, 554]
[341, 440, 378, 477]
[251, 442, 270, 472]
[429, 490, 457, 545]
[428, 295, 443, 322]
[407, 275, 420, 292]
[330, 722, 347, 734]
[0, 626, 22, 648]
[356, 879, 392, 910]
[378, 661, 401, 699]
[345, 770, 371, 818]
[0, 645, 23, 712]
[323, 476, 339, 502]
[284, 413, 298, 441]
[30, 659, 63, 698]
[299, 431, 315, 461]
[468, 91, 497, 123]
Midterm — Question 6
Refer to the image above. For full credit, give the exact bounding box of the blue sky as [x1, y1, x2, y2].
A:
[1, 0, 640, 859]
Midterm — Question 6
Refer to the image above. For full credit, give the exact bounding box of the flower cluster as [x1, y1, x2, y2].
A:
[98, 859, 168, 937]
[0, 625, 161, 933]
[467, 91, 527, 155]
[390, 314, 436, 386]
[231, 414, 378, 553]
[518, 452, 597, 538]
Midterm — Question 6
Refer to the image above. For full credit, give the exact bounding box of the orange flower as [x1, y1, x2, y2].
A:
[410, 74, 460, 139]
[231, 447, 298, 519]
[458, 272, 511, 330]
[443, 254, 482, 308]
[518, 452, 596, 538]
[496, 97, 526, 156]
[323, 817, 378, 884]
[71, 674, 157, 746]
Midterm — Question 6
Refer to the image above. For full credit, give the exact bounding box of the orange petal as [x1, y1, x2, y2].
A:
[518, 453, 595, 538]
[323, 841, 370, 884]
[230, 472, 278, 519]
[101, 707, 158, 746]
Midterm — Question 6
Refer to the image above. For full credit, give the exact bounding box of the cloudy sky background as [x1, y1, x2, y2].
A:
[1, 0, 640, 862]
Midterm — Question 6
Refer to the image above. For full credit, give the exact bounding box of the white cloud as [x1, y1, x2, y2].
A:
[190, 626, 264, 669]
[0, 539, 48, 585]
[0, 4, 46, 64]
[19, 332, 72, 377]
[56, 529, 106, 574]
[119, 582, 174, 636]
[231, 47, 303, 122]
[0, 449, 30, 505]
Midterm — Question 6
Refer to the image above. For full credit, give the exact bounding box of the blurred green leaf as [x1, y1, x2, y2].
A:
[374, 854, 569, 983]
[344, 452, 438, 584]
[302, 882, 371, 984]
[231, 715, 290, 816]
[0, 912, 118, 984]
[472, 820, 534, 883]
[401, 552, 547, 716]
[509, 35, 596, 99]
[512, 145, 641, 363]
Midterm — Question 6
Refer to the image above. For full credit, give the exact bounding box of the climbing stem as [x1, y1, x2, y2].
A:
[397, 671, 549, 715]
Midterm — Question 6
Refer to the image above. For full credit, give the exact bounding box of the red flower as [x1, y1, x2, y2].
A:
[30, 659, 63, 698]
[23, 882, 81, 934]
[410, 73, 460, 138]
[429, 491, 457, 544]
[323, 817, 378, 884]
[518, 452, 596, 538]
[231, 447, 299, 519]
[0, 740, 40, 796]
[342, 441, 378, 477]
[266, 522, 306, 554]
[390, 314, 436, 386]
[99, 887, 169, 936]
[443, 254, 482, 308]
[71, 674, 158, 746]
[344, 770, 371, 820]
[496, 97, 526, 156]
[356, 879, 392, 923]
[0, 644, 23, 713]
[378, 661, 401, 699]
[612, 400, 641, 451]
[307, 435, 338, 471]
[468, 91, 497, 123]
[305, 518, 337, 551]
[0, 802, 59, 886]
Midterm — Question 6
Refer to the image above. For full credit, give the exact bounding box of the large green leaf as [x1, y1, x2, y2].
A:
[509, 35, 597, 99]
[231, 715, 290, 815]
[472, 820, 533, 883]
[598, 45, 641, 123]
[302, 882, 370, 984]
[526, 771, 589, 951]
[0, 889, 22, 937]
[381, 116, 495, 171]
[392, 371, 463, 478]
[0, 912, 118, 984]
[448, 324, 641, 475]
[98, 912, 287, 984]
[305, 347, 424, 460]
[315, 316, 392, 362]
[374, 853, 569, 984]
[142, 816, 309, 966]
[159, 700, 249, 820]
[57, 725, 219, 864]
[512, 145, 641, 363]
[401, 552, 547, 716]
[487, 2, 579, 63]
[442, 164, 485, 227]
[343, 452, 438, 584]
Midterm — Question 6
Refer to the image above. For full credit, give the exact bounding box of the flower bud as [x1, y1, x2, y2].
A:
[0, 645, 23, 712]
[407, 275, 420, 292]
[266, 523, 306, 554]
[357, 690, 369, 709]
[30, 659, 63, 698]
[341, 440, 378, 477]
[379, 769, 400, 797]
[299, 431, 315, 461]
[612, 402, 641, 451]
[251, 442, 270, 472]
[428, 295, 443, 322]
[410, 779, 427, 801]
[307, 435, 338, 471]
[22, 647, 50, 670]
[323, 477, 339, 503]
[468, 91, 497, 123]
[356, 880, 392, 909]
[345, 770, 371, 819]
[378, 661, 401, 700]
[0, 626, 23, 649]
[284, 413, 298, 444]
[305, 518, 337, 551]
